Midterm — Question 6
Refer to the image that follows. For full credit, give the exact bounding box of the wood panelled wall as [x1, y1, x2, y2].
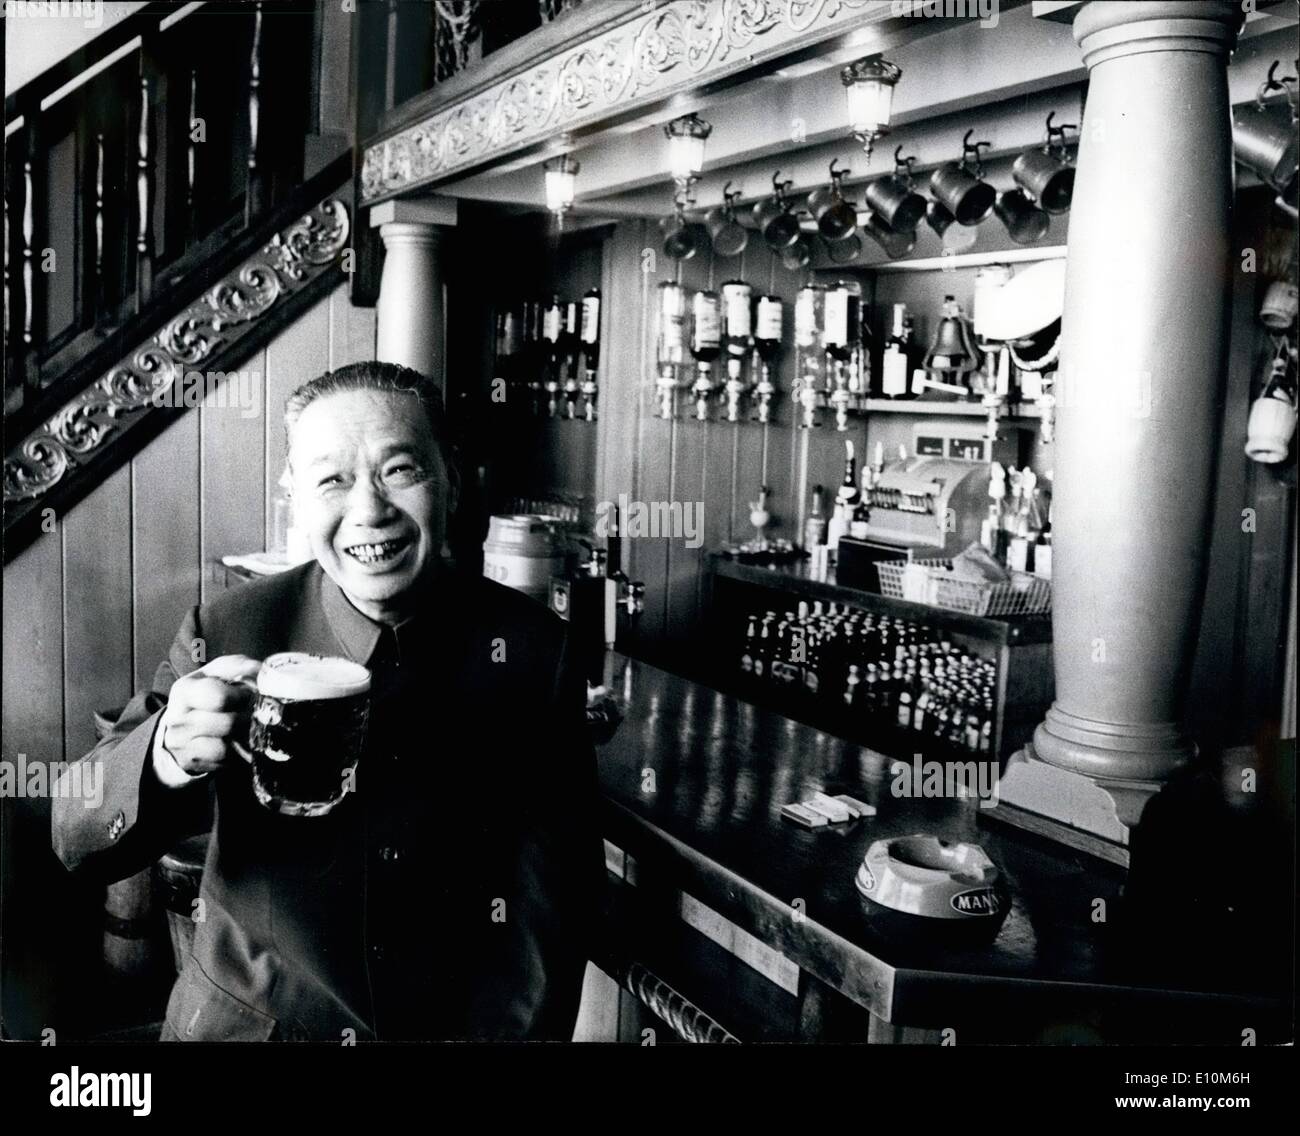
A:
[567, 202, 1292, 746]
[590, 220, 1063, 663]
[0, 283, 374, 1037]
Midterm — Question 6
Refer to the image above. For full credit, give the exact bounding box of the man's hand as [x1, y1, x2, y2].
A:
[155, 655, 262, 778]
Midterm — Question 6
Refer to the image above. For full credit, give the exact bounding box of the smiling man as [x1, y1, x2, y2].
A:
[52, 361, 602, 1042]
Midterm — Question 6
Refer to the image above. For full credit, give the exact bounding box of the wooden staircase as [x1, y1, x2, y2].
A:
[3, 1, 354, 561]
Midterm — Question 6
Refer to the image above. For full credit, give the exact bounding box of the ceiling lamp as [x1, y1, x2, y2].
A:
[544, 153, 580, 217]
[664, 113, 713, 204]
[842, 56, 902, 163]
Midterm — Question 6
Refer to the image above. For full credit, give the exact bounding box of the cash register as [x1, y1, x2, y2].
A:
[836, 421, 1024, 592]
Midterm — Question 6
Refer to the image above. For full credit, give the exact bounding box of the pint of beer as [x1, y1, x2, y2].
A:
[248, 653, 371, 817]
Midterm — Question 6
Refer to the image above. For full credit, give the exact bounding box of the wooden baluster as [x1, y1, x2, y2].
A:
[186, 69, 198, 247]
[135, 73, 154, 310]
[94, 132, 106, 320]
[21, 124, 39, 394]
[4, 161, 14, 415]
[245, 1, 265, 225]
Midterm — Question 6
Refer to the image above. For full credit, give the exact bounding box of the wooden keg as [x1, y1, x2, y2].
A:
[481, 514, 569, 603]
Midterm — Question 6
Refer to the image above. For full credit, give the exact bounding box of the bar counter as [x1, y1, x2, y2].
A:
[594, 653, 1288, 1043]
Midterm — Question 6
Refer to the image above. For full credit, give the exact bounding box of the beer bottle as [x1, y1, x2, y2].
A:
[896, 689, 913, 730]
[740, 615, 757, 676]
[844, 664, 861, 708]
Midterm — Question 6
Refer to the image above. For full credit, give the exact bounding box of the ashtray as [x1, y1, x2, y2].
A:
[854, 834, 1010, 945]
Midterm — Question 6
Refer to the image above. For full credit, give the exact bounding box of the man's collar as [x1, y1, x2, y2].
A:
[318, 561, 464, 668]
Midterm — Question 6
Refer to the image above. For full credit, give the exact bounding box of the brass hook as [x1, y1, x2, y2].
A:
[961, 129, 990, 175]
[893, 145, 916, 181]
[1045, 111, 1076, 154]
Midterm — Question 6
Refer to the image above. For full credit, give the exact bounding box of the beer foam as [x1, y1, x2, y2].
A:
[256, 652, 371, 701]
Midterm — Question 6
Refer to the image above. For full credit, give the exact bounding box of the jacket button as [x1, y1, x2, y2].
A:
[379, 846, 400, 863]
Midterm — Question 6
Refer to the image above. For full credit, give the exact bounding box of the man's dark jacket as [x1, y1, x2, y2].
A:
[51, 562, 603, 1041]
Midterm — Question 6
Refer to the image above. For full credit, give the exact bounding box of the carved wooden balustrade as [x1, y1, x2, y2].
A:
[2, 0, 352, 560]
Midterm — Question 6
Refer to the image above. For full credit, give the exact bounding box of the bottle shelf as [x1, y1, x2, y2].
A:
[857, 398, 1045, 418]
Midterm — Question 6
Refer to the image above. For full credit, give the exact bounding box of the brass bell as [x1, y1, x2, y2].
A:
[924, 295, 980, 375]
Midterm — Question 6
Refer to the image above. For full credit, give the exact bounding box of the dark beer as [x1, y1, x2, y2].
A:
[248, 653, 371, 817]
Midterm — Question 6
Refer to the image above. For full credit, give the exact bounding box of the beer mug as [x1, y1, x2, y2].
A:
[780, 234, 814, 271]
[1012, 147, 1075, 215]
[994, 188, 1051, 245]
[1012, 112, 1076, 215]
[864, 148, 927, 233]
[247, 653, 372, 817]
[825, 233, 863, 264]
[925, 198, 978, 252]
[861, 211, 916, 260]
[751, 173, 801, 251]
[660, 208, 702, 261]
[929, 130, 995, 226]
[808, 159, 858, 241]
[705, 183, 749, 258]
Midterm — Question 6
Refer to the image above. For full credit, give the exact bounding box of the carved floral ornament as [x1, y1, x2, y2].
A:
[3, 200, 350, 507]
[361, 0, 874, 203]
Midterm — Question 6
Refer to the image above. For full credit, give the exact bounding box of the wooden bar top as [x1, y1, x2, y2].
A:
[595, 653, 1287, 1032]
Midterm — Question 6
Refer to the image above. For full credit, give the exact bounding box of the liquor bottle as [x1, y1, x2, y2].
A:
[823, 280, 860, 363]
[824, 280, 861, 430]
[542, 295, 563, 418]
[827, 440, 858, 558]
[740, 615, 757, 676]
[690, 289, 722, 421]
[721, 280, 753, 423]
[523, 300, 542, 415]
[1035, 497, 1053, 580]
[753, 293, 783, 423]
[500, 305, 522, 406]
[656, 282, 688, 419]
[580, 287, 601, 422]
[849, 464, 871, 540]
[804, 484, 828, 551]
[561, 298, 581, 418]
[836, 439, 860, 512]
[493, 310, 509, 406]
[794, 284, 825, 428]
[753, 612, 775, 684]
[849, 309, 873, 399]
[881, 303, 916, 399]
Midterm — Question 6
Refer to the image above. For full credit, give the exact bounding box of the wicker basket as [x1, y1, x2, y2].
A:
[876, 558, 1051, 617]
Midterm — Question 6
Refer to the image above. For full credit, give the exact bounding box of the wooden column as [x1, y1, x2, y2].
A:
[371, 198, 457, 390]
[998, 0, 1241, 856]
